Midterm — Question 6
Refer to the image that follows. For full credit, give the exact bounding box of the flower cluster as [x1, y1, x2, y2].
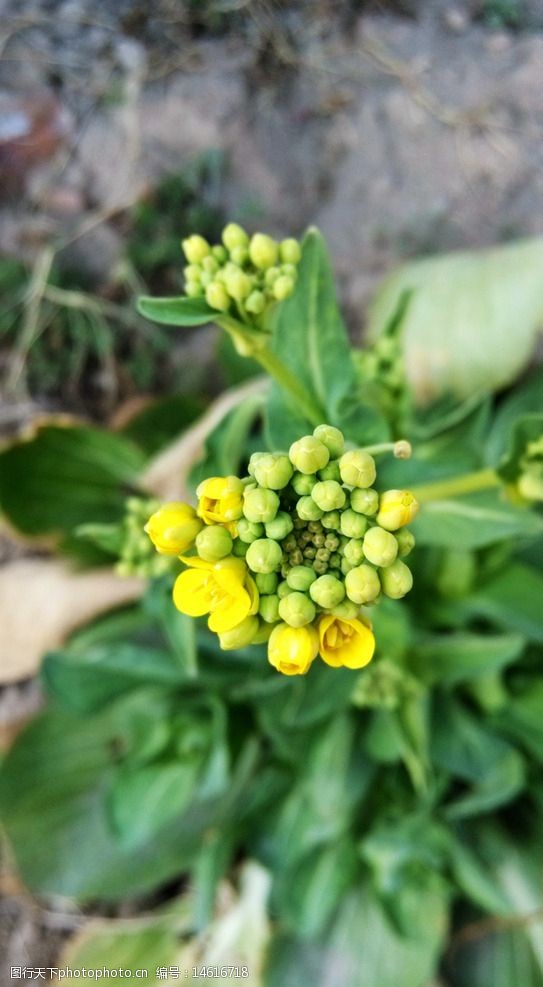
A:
[145, 425, 419, 677]
[182, 223, 302, 320]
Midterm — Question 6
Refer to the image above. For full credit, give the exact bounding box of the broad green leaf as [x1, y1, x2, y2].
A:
[445, 747, 525, 820]
[273, 839, 359, 939]
[122, 393, 205, 456]
[143, 579, 198, 676]
[42, 641, 186, 713]
[494, 682, 543, 759]
[485, 366, 543, 464]
[368, 237, 543, 404]
[0, 698, 219, 900]
[266, 227, 388, 447]
[412, 632, 525, 685]
[412, 491, 543, 548]
[108, 760, 202, 847]
[137, 294, 216, 326]
[189, 392, 265, 489]
[468, 563, 543, 642]
[0, 424, 145, 536]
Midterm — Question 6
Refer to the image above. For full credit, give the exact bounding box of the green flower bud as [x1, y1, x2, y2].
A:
[245, 290, 266, 315]
[343, 538, 365, 566]
[330, 599, 360, 620]
[350, 488, 379, 516]
[321, 510, 341, 530]
[277, 580, 290, 599]
[379, 559, 413, 599]
[339, 450, 376, 488]
[291, 471, 316, 495]
[329, 552, 342, 568]
[186, 281, 203, 298]
[232, 539, 248, 557]
[341, 557, 354, 575]
[249, 233, 279, 269]
[219, 615, 259, 650]
[222, 222, 249, 251]
[313, 424, 345, 458]
[281, 263, 297, 278]
[182, 234, 211, 264]
[345, 564, 381, 604]
[205, 281, 230, 311]
[324, 534, 340, 551]
[297, 496, 323, 521]
[318, 460, 342, 482]
[264, 266, 281, 287]
[278, 591, 316, 628]
[279, 238, 301, 264]
[253, 453, 293, 490]
[248, 451, 267, 477]
[395, 528, 415, 558]
[259, 594, 280, 623]
[199, 271, 213, 288]
[255, 571, 278, 594]
[202, 255, 219, 274]
[212, 245, 228, 263]
[224, 268, 252, 302]
[340, 509, 368, 539]
[363, 526, 398, 567]
[265, 511, 294, 540]
[230, 245, 249, 266]
[289, 436, 330, 474]
[243, 488, 280, 523]
[287, 565, 317, 592]
[311, 480, 346, 512]
[184, 264, 202, 282]
[237, 518, 264, 544]
[246, 537, 283, 573]
[195, 525, 233, 561]
[309, 573, 345, 609]
[273, 275, 295, 300]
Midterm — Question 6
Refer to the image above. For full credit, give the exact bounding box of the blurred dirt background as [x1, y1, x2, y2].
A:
[1, 0, 543, 979]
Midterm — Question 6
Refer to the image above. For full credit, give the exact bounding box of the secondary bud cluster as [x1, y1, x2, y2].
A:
[181, 224, 302, 322]
[144, 425, 419, 677]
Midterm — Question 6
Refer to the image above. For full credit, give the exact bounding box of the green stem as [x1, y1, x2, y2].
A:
[411, 467, 500, 504]
[255, 346, 325, 426]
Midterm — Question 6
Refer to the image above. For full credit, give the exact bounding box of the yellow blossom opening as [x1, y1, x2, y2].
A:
[318, 614, 375, 669]
[268, 622, 319, 676]
[144, 502, 203, 555]
[196, 476, 245, 533]
[173, 555, 259, 633]
[376, 490, 419, 531]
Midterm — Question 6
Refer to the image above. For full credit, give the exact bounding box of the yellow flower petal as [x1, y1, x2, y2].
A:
[173, 569, 212, 616]
[268, 623, 319, 676]
[318, 615, 375, 670]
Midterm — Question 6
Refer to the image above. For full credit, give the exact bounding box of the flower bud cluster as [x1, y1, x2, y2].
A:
[118, 497, 175, 578]
[144, 425, 418, 677]
[181, 224, 302, 322]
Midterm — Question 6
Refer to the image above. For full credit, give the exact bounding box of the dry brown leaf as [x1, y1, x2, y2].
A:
[141, 377, 266, 501]
[0, 558, 144, 684]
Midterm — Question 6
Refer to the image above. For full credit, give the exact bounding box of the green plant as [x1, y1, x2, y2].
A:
[1, 228, 543, 985]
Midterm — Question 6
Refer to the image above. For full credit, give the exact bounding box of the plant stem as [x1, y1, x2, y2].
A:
[411, 467, 500, 503]
[255, 346, 325, 426]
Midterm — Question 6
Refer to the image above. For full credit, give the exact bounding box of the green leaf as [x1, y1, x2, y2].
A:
[137, 294, 216, 326]
[108, 760, 202, 847]
[0, 698, 218, 900]
[412, 491, 543, 549]
[485, 367, 543, 464]
[121, 393, 206, 456]
[368, 237, 543, 404]
[0, 424, 145, 536]
[412, 632, 525, 685]
[468, 563, 543, 642]
[189, 391, 265, 490]
[494, 682, 543, 759]
[496, 412, 543, 485]
[75, 522, 124, 555]
[273, 839, 359, 939]
[266, 227, 388, 447]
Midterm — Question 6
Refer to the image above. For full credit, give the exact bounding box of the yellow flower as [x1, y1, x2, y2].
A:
[145, 502, 203, 555]
[173, 555, 258, 633]
[197, 476, 244, 533]
[318, 614, 375, 670]
[268, 622, 319, 676]
[376, 490, 419, 531]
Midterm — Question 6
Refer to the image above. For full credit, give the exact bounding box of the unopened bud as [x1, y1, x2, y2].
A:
[321, 510, 341, 530]
[230, 245, 249, 266]
[345, 564, 381, 604]
[219, 615, 259, 650]
[249, 233, 279, 269]
[222, 222, 249, 251]
[279, 238, 301, 264]
[395, 528, 415, 557]
[245, 290, 266, 315]
[309, 573, 345, 609]
[205, 281, 230, 311]
[279, 591, 316, 628]
[297, 496, 323, 521]
[379, 559, 413, 599]
[350, 488, 379, 516]
[363, 526, 398, 567]
[291, 471, 316, 495]
[339, 450, 377, 488]
[311, 480, 346, 512]
[246, 537, 283, 573]
[224, 268, 252, 302]
[212, 244, 228, 263]
[195, 525, 233, 561]
[313, 424, 345, 458]
[145, 502, 203, 555]
[330, 599, 360, 620]
[265, 511, 294, 540]
[255, 571, 278, 594]
[289, 435, 330, 474]
[394, 440, 412, 459]
[237, 518, 264, 544]
[243, 488, 280, 523]
[318, 460, 342, 482]
[253, 453, 293, 490]
[182, 234, 210, 264]
[286, 565, 317, 592]
[343, 538, 365, 566]
[259, 594, 280, 624]
[376, 490, 419, 531]
[340, 509, 368, 539]
[273, 275, 295, 301]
